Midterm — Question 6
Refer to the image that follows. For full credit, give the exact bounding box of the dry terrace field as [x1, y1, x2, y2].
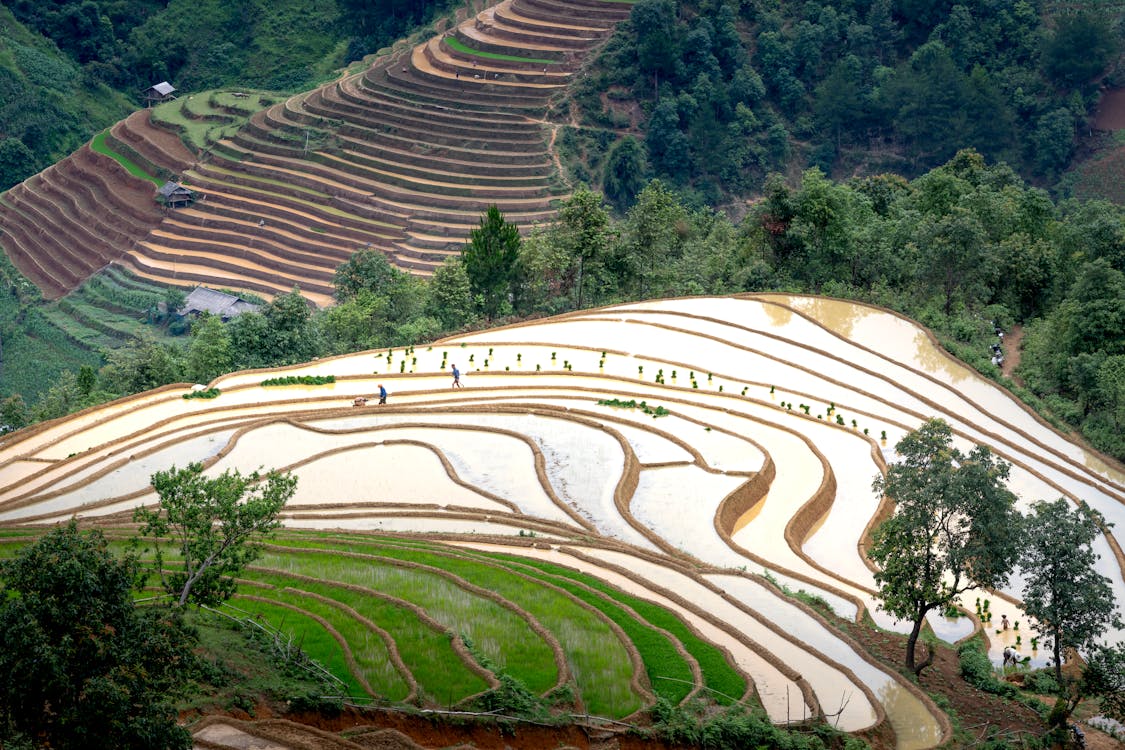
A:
[2, 294, 1124, 749]
[0, 0, 632, 306]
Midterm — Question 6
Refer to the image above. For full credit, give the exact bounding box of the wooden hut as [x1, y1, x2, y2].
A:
[142, 81, 177, 106]
[158, 181, 195, 208]
[177, 287, 260, 321]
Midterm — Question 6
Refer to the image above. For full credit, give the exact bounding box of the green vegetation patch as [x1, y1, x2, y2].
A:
[90, 131, 162, 185]
[251, 556, 494, 702]
[265, 538, 642, 717]
[261, 374, 336, 386]
[257, 546, 556, 696]
[444, 37, 557, 65]
[598, 398, 670, 417]
[469, 550, 746, 705]
[232, 581, 411, 701]
[226, 594, 370, 698]
[183, 387, 221, 399]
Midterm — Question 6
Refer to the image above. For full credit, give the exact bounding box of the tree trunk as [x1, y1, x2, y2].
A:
[905, 616, 924, 673]
[905, 609, 935, 676]
[1053, 633, 1063, 685]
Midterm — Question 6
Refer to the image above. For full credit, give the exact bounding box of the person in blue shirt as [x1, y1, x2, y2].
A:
[378, 384, 387, 404]
[451, 364, 463, 388]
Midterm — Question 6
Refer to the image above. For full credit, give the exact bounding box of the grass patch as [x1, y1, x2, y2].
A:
[264, 539, 641, 717]
[225, 593, 370, 699]
[261, 374, 336, 386]
[90, 130, 162, 185]
[444, 36, 558, 65]
[185, 605, 348, 715]
[256, 547, 556, 697]
[231, 581, 412, 701]
[249, 559, 493, 703]
[467, 550, 747, 705]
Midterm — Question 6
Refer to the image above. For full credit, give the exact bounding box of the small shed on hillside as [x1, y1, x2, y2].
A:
[143, 81, 177, 106]
[158, 181, 195, 208]
[177, 287, 260, 321]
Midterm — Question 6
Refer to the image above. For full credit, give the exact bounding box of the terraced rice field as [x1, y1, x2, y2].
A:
[0, 0, 631, 307]
[5, 295, 1122, 748]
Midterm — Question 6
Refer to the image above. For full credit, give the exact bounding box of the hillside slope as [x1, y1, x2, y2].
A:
[0, 0, 633, 307]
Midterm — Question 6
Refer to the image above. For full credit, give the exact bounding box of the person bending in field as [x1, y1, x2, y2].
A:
[378, 384, 387, 404]
[451, 364, 463, 388]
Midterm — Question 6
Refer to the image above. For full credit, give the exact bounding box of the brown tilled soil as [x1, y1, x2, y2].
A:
[1094, 88, 1125, 131]
[1001, 324, 1023, 384]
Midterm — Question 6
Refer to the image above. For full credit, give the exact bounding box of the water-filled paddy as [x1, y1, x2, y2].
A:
[4, 294, 1123, 749]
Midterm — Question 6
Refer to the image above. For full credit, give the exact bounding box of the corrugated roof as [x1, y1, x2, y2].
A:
[149, 81, 176, 96]
[178, 287, 260, 318]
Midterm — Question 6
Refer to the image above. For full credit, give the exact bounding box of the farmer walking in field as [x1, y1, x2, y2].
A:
[451, 364, 463, 388]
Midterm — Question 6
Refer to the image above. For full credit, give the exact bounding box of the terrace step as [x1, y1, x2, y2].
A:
[126, 243, 336, 302]
[118, 252, 300, 303]
[454, 23, 579, 59]
[110, 110, 195, 174]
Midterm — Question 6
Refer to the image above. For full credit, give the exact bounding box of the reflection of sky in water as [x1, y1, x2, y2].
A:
[0, 431, 233, 521]
[711, 573, 940, 743]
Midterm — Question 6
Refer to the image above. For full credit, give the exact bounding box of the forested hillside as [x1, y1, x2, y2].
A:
[0, 5, 133, 189]
[568, 0, 1125, 207]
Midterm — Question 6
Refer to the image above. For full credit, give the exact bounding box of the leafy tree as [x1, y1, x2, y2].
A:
[100, 335, 183, 395]
[603, 135, 648, 211]
[1020, 499, 1120, 688]
[615, 179, 690, 298]
[554, 189, 612, 309]
[1030, 108, 1075, 176]
[1042, 12, 1118, 88]
[0, 394, 30, 432]
[869, 418, 1021, 675]
[426, 257, 474, 329]
[184, 313, 234, 384]
[0, 520, 193, 749]
[334, 247, 406, 302]
[135, 462, 297, 607]
[0, 137, 37, 191]
[1097, 354, 1125, 432]
[462, 205, 521, 319]
[31, 370, 84, 422]
[914, 206, 989, 316]
[1083, 642, 1125, 723]
[632, 0, 679, 81]
[884, 41, 969, 170]
[814, 55, 868, 148]
[230, 288, 320, 367]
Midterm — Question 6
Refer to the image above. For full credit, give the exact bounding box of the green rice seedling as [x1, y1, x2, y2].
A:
[256, 549, 555, 695]
[492, 563, 695, 704]
[235, 585, 409, 700]
[227, 594, 369, 698]
[459, 550, 747, 706]
[247, 565, 488, 702]
[445, 36, 558, 64]
[273, 542, 640, 717]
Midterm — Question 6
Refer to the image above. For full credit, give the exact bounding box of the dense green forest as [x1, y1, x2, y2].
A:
[569, 0, 1125, 207]
[0, 0, 456, 190]
[5, 150, 1124, 463]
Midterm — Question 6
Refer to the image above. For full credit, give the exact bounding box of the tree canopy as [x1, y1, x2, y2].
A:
[135, 462, 297, 607]
[0, 520, 193, 749]
[869, 418, 1021, 674]
[462, 205, 521, 320]
[1019, 499, 1120, 687]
